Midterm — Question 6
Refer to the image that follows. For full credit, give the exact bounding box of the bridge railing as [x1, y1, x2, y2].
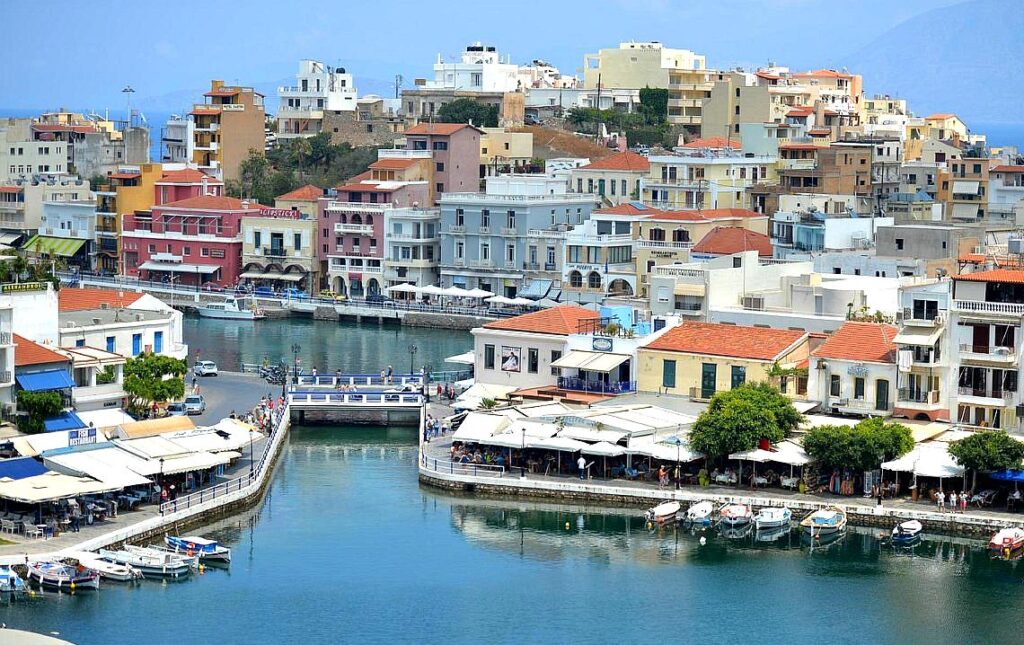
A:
[420, 453, 506, 478]
[288, 391, 424, 406]
[295, 373, 422, 388]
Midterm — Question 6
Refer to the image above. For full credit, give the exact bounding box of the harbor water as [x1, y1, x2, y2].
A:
[3, 318, 1024, 643]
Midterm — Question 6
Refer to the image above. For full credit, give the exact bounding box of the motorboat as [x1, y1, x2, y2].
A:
[100, 547, 193, 579]
[989, 527, 1024, 559]
[644, 501, 681, 524]
[0, 565, 25, 593]
[66, 552, 142, 582]
[720, 523, 754, 540]
[754, 524, 792, 543]
[165, 534, 232, 564]
[891, 520, 923, 545]
[754, 507, 792, 530]
[144, 544, 201, 568]
[800, 506, 848, 537]
[26, 561, 99, 590]
[685, 501, 715, 524]
[197, 297, 265, 320]
[719, 503, 753, 527]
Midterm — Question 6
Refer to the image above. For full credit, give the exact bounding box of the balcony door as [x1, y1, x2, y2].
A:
[701, 363, 717, 399]
[875, 379, 889, 411]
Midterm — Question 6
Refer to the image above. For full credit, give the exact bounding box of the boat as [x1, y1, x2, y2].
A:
[197, 297, 265, 320]
[891, 520, 923, 545]
[145, 544, 201, 568]
[719, 503, 753, 527]
[800, 506, 848, 537]
[754, 507, 792, 530]
[26, 561, 99, 590]
[66, 552, 142, 582]
[685, 501, 715, 524]
[754, 524, 792, 543]
[100, 547, 193, 579]
[989, 527, 1024, 559]
[0, 565, 25, 593]
[720, 523, 753, 540]
[164, 535, 232, 564]
[644, 501, 681, 524]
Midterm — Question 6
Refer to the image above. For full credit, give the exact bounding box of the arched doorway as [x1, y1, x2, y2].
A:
[333, 276, 347, 295]
[569, 271, 583, 288]
[608, 279, 633, 296]
[587, 271, 601, 289]
[367, 278, 381, 296]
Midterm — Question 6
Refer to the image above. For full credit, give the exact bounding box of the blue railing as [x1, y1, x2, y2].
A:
[556, 377, 636, 394]
[295, 373, 422, 387]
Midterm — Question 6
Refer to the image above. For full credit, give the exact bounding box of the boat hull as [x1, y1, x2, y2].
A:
[754, 512, 792, 530]
[165, 536, 232, 563]
[27, 565, 99, 590]
[197, 309, 260, 320]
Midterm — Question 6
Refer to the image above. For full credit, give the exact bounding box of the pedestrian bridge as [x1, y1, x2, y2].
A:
[294, 372, 423, 389]
[286, 373, 426, 427]
[288, 390, 425, 409]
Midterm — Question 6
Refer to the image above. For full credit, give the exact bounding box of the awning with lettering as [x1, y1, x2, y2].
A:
[22, 235, 85, 257]
[138, 261, 218, 274]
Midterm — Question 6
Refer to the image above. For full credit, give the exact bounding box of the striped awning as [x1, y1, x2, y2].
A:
[23, 235, 86, 257]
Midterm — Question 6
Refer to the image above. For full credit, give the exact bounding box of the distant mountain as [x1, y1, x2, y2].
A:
[842, 0, 1024, 125]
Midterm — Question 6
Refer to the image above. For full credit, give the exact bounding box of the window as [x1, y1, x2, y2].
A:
[154, 331, 163, 354]
[484, 344, 495, 369]
[294, 233, 302, 250]
[587, 271, 601, 289]
[912, 299, 938, 320]
[506, 210, 516, 228]
[148, 244, 156, 253]
[106, 336, 115, 353]
[436, 162, 444, 172]
[895, 238, 904, 250]
[131, 333, 142, 356]
[456, 241, 464, 259]
[254, 231, 262, 248]
[551, 350, 562, 375]
[607, 245, 631, 264]
[854, 377, 865, 399]
[731, 366, 746, 389]
[75, 339, 85, 348]
[506, 244, 515, 264]
[481, 209, 490, 228]
[830, 375, 840, 397]
[480, 243, 490, 261]
[436, 183, 444, 193]
[432, 141, 448, 151]
[547, 247, 555, 266]
[528, 348, 539, 373]
[662, 360, 677, 388]
[455, 209, 464, 226]
[183, 247, 191, 256]
[569, 271, 583, 288]
[649, 228, 665, 242]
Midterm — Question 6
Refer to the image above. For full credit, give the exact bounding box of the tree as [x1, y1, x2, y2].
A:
[230, 150, 274, 205]
[638, 87, 669, 126]
[704, 382, 803, 436]
[437, 98, 498, 127]
[690, 397, 779, 457]
[949, 430, 1024, 491]
[803, 418, 914, 472]
[123, 353, 187, 415]
[16, 390, 63, 435]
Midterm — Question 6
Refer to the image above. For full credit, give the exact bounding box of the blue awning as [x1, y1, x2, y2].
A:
[0, 457, 48, 481]
[16, 369, 74, 392]
[43, 412, 87, 433]
[991, 470, 1024, 482]
[520, 280, 552, 299]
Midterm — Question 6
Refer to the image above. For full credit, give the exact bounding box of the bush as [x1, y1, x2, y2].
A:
[803, 418, 914, 472]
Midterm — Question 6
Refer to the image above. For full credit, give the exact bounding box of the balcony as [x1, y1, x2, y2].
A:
[262, 247, 289, 258]
[527, 229, 568, 239]
[335, 223, 374, 235]
[72, 382, 127, 406]
[901, 309, 944, 327]
[896, 389, 943, 409]
[828, 397, 889, 415]
[636, 240, 692, 250]
[388, 258, 435, 268]
[478, 226, 490, 235]
[500, 227, 518, 237]
[959, 344, 1017, 364]
[779, 158, 816, 170]
[469, 259, 493, 268]
[448, 225, 466, 234]
[557, 376, 635, 395]
[957, 386, 1014, 407]
[0, 331, 11, 346]
[326, 201, 393, 214]
[390, 233, 438, 242]
[522, 262, 540, 271]
[0, 370, 11, 387]
[953, 300, 1024, 317]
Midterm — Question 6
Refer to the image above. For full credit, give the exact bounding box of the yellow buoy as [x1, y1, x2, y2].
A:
[69, 582, 76, 591]
[565, 522, 570, 530]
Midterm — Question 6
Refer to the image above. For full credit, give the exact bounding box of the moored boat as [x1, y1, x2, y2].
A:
[100, 547, 193, 579]
[0, 565, 25, 593]
[989, 527, 1024, 559]
[197, 297, 265, 320]
[720, 523, 754, 540]
[891, 520, 923, 545]
[26, 561, 99, 590]
[164, 535, 232, 564]
[754, 506, 792, 530]
[800, 506, 847, 537]
[685, 501, 714, 524]
[719, 503, 753, 527]
[66, 552, 142, 582]
[644, 501, 681, 524]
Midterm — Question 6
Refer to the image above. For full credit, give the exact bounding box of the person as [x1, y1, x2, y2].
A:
[70, 504, 81, 533]
[949, 490, 957, 513]
[961, 490, 969, 513]
[578, 455, 587, 480]
[160, 487, 168, 504]
[437, 383, 443, 397]
[169, 484, 177, 501]
[387, 365, 393, 383]
[311, 367, 318, 382]
[937, 489, 945, 513]
[192, 375, 198, 390]
[380, 369, 387, 383]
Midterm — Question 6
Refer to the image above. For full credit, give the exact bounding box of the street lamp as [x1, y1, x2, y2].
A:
[249, 427, 255, 478]
[159, 457, 165, 515]
[291, 343, 301, 386]
[408, 344, 418, 376]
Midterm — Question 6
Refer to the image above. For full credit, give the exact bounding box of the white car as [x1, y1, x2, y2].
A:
[194, 360, 219, 377]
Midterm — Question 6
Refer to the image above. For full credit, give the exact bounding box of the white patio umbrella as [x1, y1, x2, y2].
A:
[581, 441, 626, 478]
[535, 298, 560, 308]
[386, 283, 420, 294]
[420, 285, 445, 296]
[464, 288, 494, 298]
[442, 286, 472, 298]
[486, 295, 516, 306]
[508, 297, 536, 306]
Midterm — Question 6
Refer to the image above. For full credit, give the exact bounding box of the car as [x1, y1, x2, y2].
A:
[253, 286, 276, 297]
[282, 288, 309, 300]
[524, 114, 541, 126]
[318, 289, 347, 302]
[365, 293, 392, 304]
[183, 395, 206, 415]
[201, 283, 224, 293]
[193, 360, 219, 377]
[165, 402, 187, 417]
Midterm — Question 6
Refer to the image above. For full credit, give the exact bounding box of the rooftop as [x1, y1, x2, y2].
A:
[578, 151, 651, 172]
[157, 168, 216, 184]
[680, 137, 741, 150]
[14, 334, 67, 367]
[643, 321, 806, 361]
[60, 308, 172, 329]
[812, 321, 898, 363]
[158, 195, 258, 211]
[482, 305, 600, 336]
[404, 123, 482, 136]
[594, 202, 660, 216]
[58, 288, 144, 313]
[369, 158, 421, 171]
[953, 268, 1024, 284]
[691, 226, 773, 257]
[645, 208, 765, 222]
[275, 184, 324, 201]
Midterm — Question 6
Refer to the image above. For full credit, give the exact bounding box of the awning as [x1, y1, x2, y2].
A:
[22, 235, 86, 257]
[445, 351, 475, 365]
[882, 444, 964, 478]
[0, 457, 49, 481]
[951, 180, 979, 195]
[43, 411, 87, 433]
[558, 427, 628, 443]
[519, 280, 552, 299]
[729, 448, 775, 463]
[626, 437, 703, 462]
[12, 428, 110, 458]
[451, 414, 511, 443]
[892, 327, 942, 346]
[0, 471, 116, 503]
[264, 272, 303, 282]
[138, 261, 218, 274]
[42, 450, 152, 489]
[581, 441, 626, 457]
[550, 350, 630, 373]
[16, 369, 74, 392]
[0, 233, 22, 245]
[238, 271, 267, 279]
[952, 203, 980, 219]
[673, 283, 705, 296]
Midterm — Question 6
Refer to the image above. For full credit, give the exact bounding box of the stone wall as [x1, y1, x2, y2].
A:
[402, 311, 494, 330]
[323, 111, 403, 148]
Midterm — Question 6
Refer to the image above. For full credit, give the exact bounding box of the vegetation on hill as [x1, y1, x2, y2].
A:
[437, 98, 499, 127]
[566, 87, 676, 148]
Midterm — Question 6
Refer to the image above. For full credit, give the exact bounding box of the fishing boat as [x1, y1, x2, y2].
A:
[197, 297, 265, 321]
[891, 520, 923, 545]
[754, 524, 792, 543]
[989, 527, 1024, 559]
[719, 503, 753, 527]
[754, 506, 792, 530]
[685, 501, 715, 524]
[66, 552, 142, 582]
[100, 548, 193, 579]
[164, 535, 232, 563]
[800, 506, 848, 537]
[26, 561, 99, 590]
[644, 501, 681, 524]
[720, 523, 754, 540]
[0, 565, 25, 593]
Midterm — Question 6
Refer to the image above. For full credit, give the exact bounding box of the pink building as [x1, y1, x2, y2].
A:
[403, 123, 482, 202]
[154, 168, 224, 205]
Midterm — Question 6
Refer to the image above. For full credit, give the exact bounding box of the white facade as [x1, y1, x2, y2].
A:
[471, 327, 569, 390]
[58, 308, 188, 361]
[893, 280, 951, 423]
[809, 356, 896, 417]
[384, 207, 440, 289]
[160, 115, 194, 164]
[0, 135, 67, 181]
[562, 212, 637, 304]
[0, 283, 59, 345]
[425, 44, 520, 92]
[0, 304, 13, 407]
[40, 200, 95, 241]
[278, 60, 358, 140]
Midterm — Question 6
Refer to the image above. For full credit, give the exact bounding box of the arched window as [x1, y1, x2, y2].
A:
[339, 213, 347, 224]
[569, 271, 583, 288]
[649, 228, 665, 242]
[587, 271, 601, 289]
[352, 214, 362, 224]
[365, 214, 373, 226]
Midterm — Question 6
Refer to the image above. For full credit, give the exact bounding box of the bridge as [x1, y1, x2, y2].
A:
[286, 372, 426, 426]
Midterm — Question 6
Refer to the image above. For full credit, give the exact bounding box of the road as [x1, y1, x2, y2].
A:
[187, 370, 276, 425]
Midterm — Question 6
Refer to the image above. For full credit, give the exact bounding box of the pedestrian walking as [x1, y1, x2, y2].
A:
[937, 489, 945, 513]
[387, 365, 393, 383]
[577, 455, 587, 480]
[949, 490, 957, 513]
[961, 490, 969, 513]
[437, 383, 443, 397]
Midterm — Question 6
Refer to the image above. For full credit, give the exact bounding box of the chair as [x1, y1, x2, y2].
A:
[0, 520, 13, 534]
[624, 467, 639, 480]
[610, 465, 626, 478]
[23, 525, 42, 539]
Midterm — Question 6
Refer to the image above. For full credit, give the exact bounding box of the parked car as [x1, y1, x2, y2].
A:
[282, 288, 310, 300]
[319, 290, 347, 302]
[165, 402, 187, 416]
[366, 293, 392, 304]
[524, 113, 541, 126]
[201, 283, 224, 293]
[183, 395, 206, 415]
[253, 286, 276, 297]
[193, 360, 219, 377]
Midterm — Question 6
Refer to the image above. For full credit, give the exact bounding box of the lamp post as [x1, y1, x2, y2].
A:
[291, 343, 301, 386]
[249, 427, 255, 478]
[159, 457, 165, 515]
[520, 426, 527, 479]
[408, 344, 418, 376]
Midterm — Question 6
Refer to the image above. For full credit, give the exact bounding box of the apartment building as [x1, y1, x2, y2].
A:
[479, 127, 534, 177]
[0, 118, 67, 181]
[190, 81, 266, 182]
[809, 321, 898, 417]
[274, 184, 325, 219]
[277, 60, 357, 141]
[645, 151, 777, 210]
[92, 163, 165, 274]
[937, 157, 989, 223]
[26, 200, 96, 270]
[29, 111, 150, 179]
[985, 165, 1024, 225]
[383, 207, 441, 290]
[240, 211, 318, 291]
[403, 123, 482, 201]
[159, 115, 194, 164]
[570, 151, 650, 206]
[0, 177, 91, 242]
[561, 207, 639, 304]
[892, 279, 951, 422]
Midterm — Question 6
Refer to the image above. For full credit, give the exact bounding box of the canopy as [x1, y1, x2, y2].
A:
[531, 437, 588, 452]
[581, 441, 626, 457]
[138, 261, 218, 274]
[22, 235, 86, 257]
[477, 432, 531, 449]
[452, 415, 509, 443]
[167, 421, 258, 454]
[771, 440, 813, 466]
[892, 327, 942, 346]
[882, 444, 965, 478]
[463, 288, 494, 298]
[627, 437, 703, 462]
[386, 283, 420, 294]
[0, 471, 115, 503]
[535, 298, 560, 309]
[238, 271, 267, 279]
[444, 351, 475, 365]
[16, 369, 74, 392]
[442, 286, 472, 298]
[12, 428, 110, 458]
[486, 295, 516, 306]
[454, 383, 517, 411]
[991, 470, 1024, 482]
[952, 180, 979, 194]
[0, 457, 49, 481]
[43, 411, 87, 433]
[508, 297, 536, 306]
[42, 451, 152, 489]
[550, 350, 630, 373]
[75, 409, 134, 431]
[519, 280, 552, 299]
[558, 427, 628, 444]
[729, 448, 775, 463]
[420, 285, 445, 296]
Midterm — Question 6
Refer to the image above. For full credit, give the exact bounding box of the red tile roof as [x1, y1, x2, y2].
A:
[780, 143, 820, 151]
[14, 334, 68, 367]
[954, 268, 1024, 284]
[275, 184, 324, 201]
[404, 123, 480, 136]
[336, 182, 399, 193]
[794, 69, 852, 79]
[158, 168, 215, 184]
[204, 88, 241, 97]
[755, 71, 780, 80]
[369, 158, 420, 171]
[645, 208, 764, 222]
[594, 203, 660, 216]
[992, 165, 1024, 173]
[812, 322, 898, 363]
[786, 106, 815, 117]
[31, 123, 97, 134]
[579, 151, 651, 171]
[692, 226, 773, 257]
[109, 171, 141, 180]
[644, 322, 807, 361]
[925, 113, 957, 120]
[0, 186, 22, 194]
[808, 128, 832, 136]
[482, 305, 599, 336]
[159, 195, 256, 211]
[58, 287, 145, 312]
[681, 137, 740, 150]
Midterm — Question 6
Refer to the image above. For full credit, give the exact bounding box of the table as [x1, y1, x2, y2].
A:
[714, 474, 737, 485]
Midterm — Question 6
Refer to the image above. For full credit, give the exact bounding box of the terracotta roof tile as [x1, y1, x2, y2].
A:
[925, 113, 957, 120]
[812, 322, 898, 363]
[482, 305, 599, 336]
[692, 227, 773, 257]
[369, 158, 420, 170]
[336, 182, 399, 193]
[780, 143, 820, 151]
[13, 334, 68, 367]
[794, 69, 852, 79]
[645, 208, 764, 222]
[594, 203, 660, 216]
[682, 137, 740, 150]
[159, 195, 256, 211]
[954, 268, 1024, 284]
[644, 321, 806, 361]
[158, 168, 216, 184]
[404, 123, 481, 136]
[109, 171, 141, 180]
[31, 123, 97, 134]
[578, 151, 651, 171]
[59, 288, 145, 312]
[275, 184, 324, 201]
[992, 165, 1024, 173]
[0, 186, 22, 194]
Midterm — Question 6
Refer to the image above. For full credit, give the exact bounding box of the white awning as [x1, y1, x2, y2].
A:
[43, 451, 152, 489]
[952, 203, 980, 219]
[464, 288, 494, 298]
[626, 437, 703, 462]
[550, 350, 630, 373]
[239, 271, 267, 279]
[771, 440, 813, 466]
[138, 261, 218, 274]
[444, 351, 475, 365]
[729, 448, 775, 463]
[0, 471, 116, 503]
[264, 272, 303, 282]
[882, 444, 964, 478]
[451, 413, 511, 443]
[792, 401, 819, 414]
[559, 427, 628, 443]
[12, 428, 111, 458]
[531, 437, 588, 452]
[893, 327, 942, 346]
[951, 180, 979, 195]
[581, 441, 626, 457]
[387, 283, 420, 294]
[673, 283, 705, 296]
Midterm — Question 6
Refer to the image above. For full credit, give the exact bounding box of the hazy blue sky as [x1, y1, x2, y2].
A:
[2, 0, 966, 112]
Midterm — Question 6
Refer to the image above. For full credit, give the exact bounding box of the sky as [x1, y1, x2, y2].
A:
[1, 0, 968, 113]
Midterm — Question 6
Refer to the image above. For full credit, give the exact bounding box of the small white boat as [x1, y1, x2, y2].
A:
[990, 527, 1024, 558]
[719, 503, 753, 527]
[754, 524, 791, 543]
[754, 507, 792, 530]
[197, 297, 265, 320]
[801, 506, 848, 537]
[0, 565, 25, 593]
[721, 523, 754, 540]
[644, 501, 681, 524]
[165, 534, 232, 563]
[686, 501, 714, 524]
[67, 552, 142, 582]
[102, 547, 193, 578]
[26, 561, 99, 590]
[891, 520, 923, 545]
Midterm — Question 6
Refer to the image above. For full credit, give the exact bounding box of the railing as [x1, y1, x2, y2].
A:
[420, 454, 506, 478]
[897, 389, 941, 404]
[957, 386, 1015, 401]
[0, 332, 10, 345]
[830, 397, 885, 411]
[522, 262, 540, 271]
[953, 300, 1024, 316]
[429, 369, 473, 384]
[901, 309, 944, 326]
[959, 344, 1017, 360]
[295, 373, 422, 388]
[653, 266, 705, 278]
[557, 376, 635, 394]
[262, 247, 288, 258]
[390, 233, 437, 242]
[636, 240, 692, 249]
[0, 370, 10, 385]
[335, 223, 374, 235]
[326, 201, 393, 214]
[500, 227, 518, 237]
[469, 259, 492, 268]
[288, 391, 424, 407]
[527, 229, 568, 239]
[674, 302, 703, 312]
[448, 225, 465, 234]
[544, 262, 557, 271]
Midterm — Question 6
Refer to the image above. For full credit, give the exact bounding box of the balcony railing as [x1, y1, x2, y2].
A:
[500, 227, 518, 237]
[0, 332, 10, 345]
[636, 240, 692, 249]
[522, 262, 540, 271]
[557, 376, 636, 395]
[263, 247, 288, 258]
[478, 226, 490, 234]
[901, 309, 944, 326]
[953, 300, 1024, 316]
[448, 225, 465, 234]
[469, 259, 492, 268]
[335, 223, 374, 235]
[0, 370, 10, 386]
[957, 386, 1014, 401]
[897, 389, 941, 404]
[959, 344, 1017, 360]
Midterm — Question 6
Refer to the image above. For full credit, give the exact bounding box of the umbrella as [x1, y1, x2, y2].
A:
[663, 435, 685, 489]
[420, 285, 445, 296]
[486, 295, 516, 306]
[386, 283, 419, 294]
[508, 297, 536, 306]
[464, 288, 494, 298]
[582, 441, 626, 478]
[442, 286, 472, 298]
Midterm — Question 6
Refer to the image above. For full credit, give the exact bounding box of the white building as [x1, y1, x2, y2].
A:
[808, 321, 898, 417]
[561, 208, 638, 304]
[383, 207, 440, 290]
[0, 303, 13, 408]
[160, 115, 194, 164]
[425, 43, 520, 92]
[892, 279, 951, 423]
[58, 345, 127, 411]
[0, 281, 59, 345]
[0, 119, 68, 181]
[57, 287, 188, 360]
[277, 60, 358, 140]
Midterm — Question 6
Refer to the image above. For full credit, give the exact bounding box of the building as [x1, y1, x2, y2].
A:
[0, 118, 68, 181]
[809, 321, 898, 417]
[24, 200, 95, 270]
[561, 205, 639, 304]
[91, 163, 166, 274]
[0, 281, 59, 345]
[570, 151, 650, 206]
[56, 345, 127, 412]
[277, 60, 358, 141]
[13, 333, 73, 415]
[0, 177, 91, 243]
[0, 302, 13, 409]
[403, 123, 483, 200]
[383, 207, 441, 290]
[323, 97, 405, 148]
[190, 81, 266, 182]
[159, 115, 194, 164]
[892, 279, 951, 422]
[771, 198, 892, 259]
[28, 111, 150, 179]
[985, 165, 1024, 224]
[479, 128, 534, 177]
[274, 184, 325, 219]
[57, 287, 187, 360]
[240, 210, 318, 291]
[690, 226, 772, 260]
[439, 175, 599, 298]
[637, 321, 810, 400]
[646, 150, 777, 210]
[937, 157, 990, 223]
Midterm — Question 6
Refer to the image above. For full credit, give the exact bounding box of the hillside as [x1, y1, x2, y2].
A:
[518, 125, 615, 161]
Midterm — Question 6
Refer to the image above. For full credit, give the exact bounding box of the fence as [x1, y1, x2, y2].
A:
[420, 454, 506, 478]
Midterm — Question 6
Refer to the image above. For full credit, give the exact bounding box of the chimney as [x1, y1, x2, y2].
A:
[241, 200, 250, 210]
[202, 176, 210, 195]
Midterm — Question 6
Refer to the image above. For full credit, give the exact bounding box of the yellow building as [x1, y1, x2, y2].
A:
[937, 157, 990, 221]
[924, 113, 968, 142]
[190, 80, 266, 183]
[645, 153, 778, 210]
[480, 128, 534, 177]
[637, 321, 809, 399]
[240, 215, 319, 291]
[93, 163, 163, 273]
[570, 151, 650, 206]
[274, 184, 324, 218]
